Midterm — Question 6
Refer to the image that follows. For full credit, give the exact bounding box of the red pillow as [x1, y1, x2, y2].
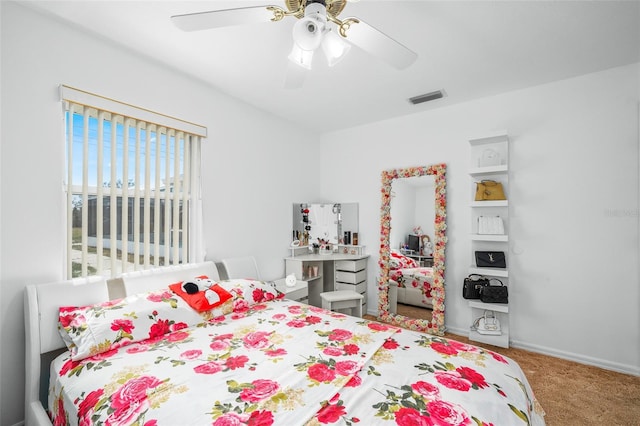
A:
[169, 278, 233, 312]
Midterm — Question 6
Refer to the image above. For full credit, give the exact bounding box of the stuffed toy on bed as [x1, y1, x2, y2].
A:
[181, 277, 227, 305]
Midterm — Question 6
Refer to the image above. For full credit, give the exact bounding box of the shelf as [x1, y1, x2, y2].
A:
[469, 131, 511, 348]
[469, 165, 508, 176]
[470, 200, 508, 208]
[468, 267, 509, 278]
[469, 330, 509, 348]
[468, 130, 509, 146]
[471, 234, 508, 242]
[302, 274, 322, 282]
[468, 300, 509, 313]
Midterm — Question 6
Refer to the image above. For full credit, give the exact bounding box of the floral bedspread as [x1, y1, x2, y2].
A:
[50, 299, 544, 425]
[391, 267, 434, 305]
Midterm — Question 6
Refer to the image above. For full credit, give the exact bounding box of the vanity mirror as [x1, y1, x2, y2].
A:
[378, 164, 447, 335]
[292, 203, 359, 246]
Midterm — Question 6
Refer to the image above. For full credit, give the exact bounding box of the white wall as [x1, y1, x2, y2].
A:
[319, 63, 640, 376]
[0, 3, 319, 425]
[2, 2, 638, 425]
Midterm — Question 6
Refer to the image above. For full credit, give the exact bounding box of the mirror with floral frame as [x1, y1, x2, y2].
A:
[377, 164, 447, 335]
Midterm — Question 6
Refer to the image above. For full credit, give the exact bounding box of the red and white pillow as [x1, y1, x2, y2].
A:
[168, 276, 233, 312]
[58, 289, 205, 360]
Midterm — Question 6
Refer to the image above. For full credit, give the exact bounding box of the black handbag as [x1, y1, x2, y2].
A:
[479, 279, 508, 303]
[463, 274, 488, 299]
[475, 251, 506, 268]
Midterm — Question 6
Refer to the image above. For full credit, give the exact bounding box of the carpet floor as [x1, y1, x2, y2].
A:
[363, 314, 640, 425]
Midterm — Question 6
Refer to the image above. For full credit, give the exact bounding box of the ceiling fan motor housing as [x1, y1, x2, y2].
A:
[286, 0, 347, 19]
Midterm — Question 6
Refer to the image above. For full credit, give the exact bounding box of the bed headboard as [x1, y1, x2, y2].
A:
[24, 276, 110, 426]
[24, 262, 221, 426]
[114, 261, 220, 298]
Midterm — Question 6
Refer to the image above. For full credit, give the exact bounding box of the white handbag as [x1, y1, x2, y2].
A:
[478, 216, 505, 235]
[473, 310, 502, 335]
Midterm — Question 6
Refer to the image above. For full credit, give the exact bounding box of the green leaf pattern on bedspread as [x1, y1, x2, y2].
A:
[50, 300, 544, 426]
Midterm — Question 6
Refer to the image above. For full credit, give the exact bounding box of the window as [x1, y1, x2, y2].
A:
[62, 86, 206, 278]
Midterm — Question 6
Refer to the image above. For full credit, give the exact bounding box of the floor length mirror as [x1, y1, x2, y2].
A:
[377, 164, 447, 335]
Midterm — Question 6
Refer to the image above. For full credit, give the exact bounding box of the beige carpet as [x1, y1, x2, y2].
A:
[364, 314, 640, 425]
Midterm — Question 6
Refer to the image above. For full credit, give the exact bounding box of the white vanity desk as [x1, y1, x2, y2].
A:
[284, 253, 369, 309]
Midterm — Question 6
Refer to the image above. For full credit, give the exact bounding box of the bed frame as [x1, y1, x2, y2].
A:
[24, 261, 219, 426]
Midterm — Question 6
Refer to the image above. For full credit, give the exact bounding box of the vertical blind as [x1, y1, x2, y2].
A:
[61, 85, 207, 278]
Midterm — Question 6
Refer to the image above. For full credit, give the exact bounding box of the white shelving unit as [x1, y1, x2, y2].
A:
[285, 258, 325, 307]
[468, 130, 511, 348]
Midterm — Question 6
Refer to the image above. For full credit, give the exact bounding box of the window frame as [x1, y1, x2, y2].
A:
[61, 85, 206, 278]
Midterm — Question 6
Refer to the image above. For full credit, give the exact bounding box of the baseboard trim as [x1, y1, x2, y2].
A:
[444, 325, 639, 377]
[509, 339, 640, 377]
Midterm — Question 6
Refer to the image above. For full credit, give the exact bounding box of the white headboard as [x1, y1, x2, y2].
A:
[24, 276, 110, 426]
[24, 262, 222, 426]
[118, 261, 220, 297]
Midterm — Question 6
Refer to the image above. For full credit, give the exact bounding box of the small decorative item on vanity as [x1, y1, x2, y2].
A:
[285, 273, 297, 287]
[318, 239, 333, 255]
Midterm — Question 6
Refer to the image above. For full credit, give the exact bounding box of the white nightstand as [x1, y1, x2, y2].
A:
[274, 278, 309, 302]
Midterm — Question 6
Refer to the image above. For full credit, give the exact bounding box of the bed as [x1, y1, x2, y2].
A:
[25, 262, 545, 426]
[389, 250, 434, 309]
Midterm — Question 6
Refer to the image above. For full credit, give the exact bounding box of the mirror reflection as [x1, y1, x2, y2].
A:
[292, 203, 359, 246]
[378, 164, 447, 335]
[389, 175, 436, 319]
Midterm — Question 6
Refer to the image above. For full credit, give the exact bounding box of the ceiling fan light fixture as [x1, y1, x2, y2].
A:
[292, 16, 325, 51]
[291, 2, 328, 51]
[288, 43, 314, 70]
[321, 29, 351, 66]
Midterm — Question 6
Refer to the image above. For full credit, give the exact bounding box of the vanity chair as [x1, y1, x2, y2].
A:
[220, 256, 261, 280]
[320, 290, 364, 318]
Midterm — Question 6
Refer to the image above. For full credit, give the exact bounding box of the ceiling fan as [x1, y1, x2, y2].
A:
[171, 0, 418, 82]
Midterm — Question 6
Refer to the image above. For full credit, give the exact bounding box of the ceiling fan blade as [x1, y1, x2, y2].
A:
[172, 6, 277, 32]
[343, 20, 417, 70]
[284, 61, 307, 89]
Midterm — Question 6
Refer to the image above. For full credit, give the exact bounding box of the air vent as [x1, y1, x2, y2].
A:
[409, 90, 445, 105]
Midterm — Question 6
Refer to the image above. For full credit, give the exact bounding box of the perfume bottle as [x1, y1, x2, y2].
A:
[344, 231, 351, 245]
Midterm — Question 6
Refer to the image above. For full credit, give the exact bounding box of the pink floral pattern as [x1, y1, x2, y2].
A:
[378, 164, 447, 334]
[390, 267, 434, 306]
[389, 251, 420, 269]
[58, 289, 205, 360]
[49, 299, 544, 425]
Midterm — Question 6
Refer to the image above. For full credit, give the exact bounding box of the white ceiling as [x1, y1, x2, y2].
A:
[26, 0, 640, 133]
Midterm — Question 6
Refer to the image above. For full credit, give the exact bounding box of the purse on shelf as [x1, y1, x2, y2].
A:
[477, 216, 505, 235]
[475, 251, 506, 268]
[463, 274, 488, 299]
[479, 279, 508, 304]
[479, 148, 501, 167]
[472, 310, 502, 335]
[474, 180, 506, 201]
